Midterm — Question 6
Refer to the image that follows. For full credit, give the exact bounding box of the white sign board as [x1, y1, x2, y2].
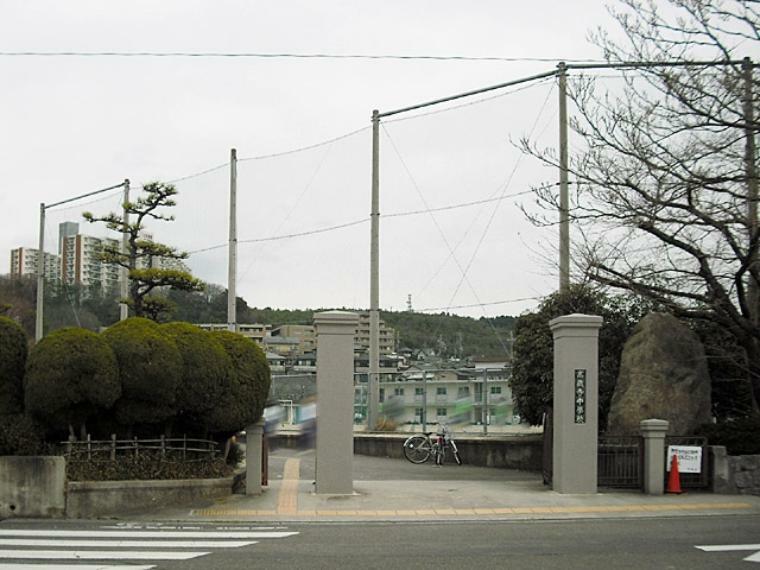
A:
[667, 445, 702, 474]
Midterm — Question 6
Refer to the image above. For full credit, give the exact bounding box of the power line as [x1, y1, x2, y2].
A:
[0, 51, 606, 63]
[417, 296, 542, 312]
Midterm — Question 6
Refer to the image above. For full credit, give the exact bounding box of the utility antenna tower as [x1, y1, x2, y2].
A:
[406, 294, 413, 312]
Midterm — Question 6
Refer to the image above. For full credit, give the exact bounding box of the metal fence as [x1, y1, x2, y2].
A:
[597, 436, 643, 489]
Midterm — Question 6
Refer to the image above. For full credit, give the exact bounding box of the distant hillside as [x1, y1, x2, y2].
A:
[1, 277, 515, 359]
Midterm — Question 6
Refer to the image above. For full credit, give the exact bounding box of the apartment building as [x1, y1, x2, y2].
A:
[9, 247, 60, 281]
[358, 363, 519, 427]
[271, 324, 316, 354]
[60, 232, 121, 292]
[197, 323, 272, 343]
[355, 312, 396, 355]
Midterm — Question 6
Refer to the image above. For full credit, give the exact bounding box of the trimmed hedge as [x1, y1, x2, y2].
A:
[0, 316, 27, 415]
[25, 327, 120, 436]
[160, 322, 230, 429]
[66, 450, 233, 481]
[0, 413, 45, 455]
[207, 331, 271, 436]
[102, 318, 182, 429]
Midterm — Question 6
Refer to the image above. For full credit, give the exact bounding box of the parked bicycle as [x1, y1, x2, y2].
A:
[403, 424, 462, 465]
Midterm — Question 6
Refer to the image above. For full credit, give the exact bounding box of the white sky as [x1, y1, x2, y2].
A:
[1, 0, 620, 318]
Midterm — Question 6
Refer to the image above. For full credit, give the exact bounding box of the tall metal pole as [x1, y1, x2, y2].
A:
[744, 58, 759, 326]
[228, 148, 238, 333]
[34, 203, 45, 342]
[368, 110, 381, 431]
[119, 179, 130, 321]
[558, 62, 570, 293]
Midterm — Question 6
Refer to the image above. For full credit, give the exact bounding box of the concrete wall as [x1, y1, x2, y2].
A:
[67, 477, 232, 518]
[353, 433, 542, 471]
[0, 456, 66, 518]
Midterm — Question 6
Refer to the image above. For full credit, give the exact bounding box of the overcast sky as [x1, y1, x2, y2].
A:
[1, 1, 623, 318]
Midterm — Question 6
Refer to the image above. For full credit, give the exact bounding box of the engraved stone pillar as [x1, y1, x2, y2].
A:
[550, 314, 603, 493]
[314, 310, 359, 494]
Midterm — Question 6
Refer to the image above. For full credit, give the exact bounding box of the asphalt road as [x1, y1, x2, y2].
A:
[1, 515, 758, 569]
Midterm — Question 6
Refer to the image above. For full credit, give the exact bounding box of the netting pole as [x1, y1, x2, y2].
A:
[35, 202, 45, 342]
[558, 61, 570, 293]
[368, 110, 381, 431]
[119, 179, 130, 321]
[228, 148, 238, 333]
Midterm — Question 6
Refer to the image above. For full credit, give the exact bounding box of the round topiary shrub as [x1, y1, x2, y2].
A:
[102, 317, 182, 431]
[24, 327, 120, 438]
[0, 413, 45, 455]
[161, 322, 231, 431]
[206, 331, 271, 437]
[0, 316, 28, 415]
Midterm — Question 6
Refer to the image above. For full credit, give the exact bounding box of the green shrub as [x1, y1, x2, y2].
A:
[65, 450, 233, 481]
[697, 416, 760, 455]
[0, 414, 45, 455]
[206, 331, 271, 437]
[102, 318, 182, 430]
[25, 327, 120, 437]
[0, 316, 28, 415]
[160, 322, 231, 431]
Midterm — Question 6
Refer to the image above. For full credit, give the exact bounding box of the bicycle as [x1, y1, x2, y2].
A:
[402, 424, 462, 465]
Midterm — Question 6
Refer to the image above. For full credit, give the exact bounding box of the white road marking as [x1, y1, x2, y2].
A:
[696, 544, 760, 564]
[0, 539, 257, 548]
[0, 550, 207, 560]
[0, 565, 154, 570]
[0, 530, 297, 539]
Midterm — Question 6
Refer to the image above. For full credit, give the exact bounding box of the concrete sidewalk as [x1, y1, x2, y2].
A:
[143, 449, 760, 523]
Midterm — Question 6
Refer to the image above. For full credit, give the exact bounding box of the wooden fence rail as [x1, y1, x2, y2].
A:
[61, 434, 220, 462]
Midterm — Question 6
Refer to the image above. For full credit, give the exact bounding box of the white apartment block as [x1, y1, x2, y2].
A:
[9, 248, 60, 281]
[60, 233, 121, 292]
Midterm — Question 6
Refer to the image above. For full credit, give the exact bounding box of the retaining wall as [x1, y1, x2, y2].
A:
[0, 456, 66, 518]
[352, 433, 543, 471]
[66, 477, 233, 518]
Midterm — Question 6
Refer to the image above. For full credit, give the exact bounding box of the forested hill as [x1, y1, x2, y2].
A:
[1, 277, 515, 359]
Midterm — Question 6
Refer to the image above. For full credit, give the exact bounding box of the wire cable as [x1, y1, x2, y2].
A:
[0, 51, 606, 63]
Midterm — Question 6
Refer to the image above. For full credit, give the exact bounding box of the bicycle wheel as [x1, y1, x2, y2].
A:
[403, 435, 432, 464]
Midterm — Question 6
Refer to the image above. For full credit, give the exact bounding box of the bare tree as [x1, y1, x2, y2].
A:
[84, 182, 202, 320]
[521, 0, 760, 412]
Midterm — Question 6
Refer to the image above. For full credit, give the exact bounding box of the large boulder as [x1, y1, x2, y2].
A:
[606, 312, 711, 435]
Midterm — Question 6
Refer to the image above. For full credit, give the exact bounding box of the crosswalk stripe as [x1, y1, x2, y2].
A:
[0, 539, 257, 548]
[0, 562, 155, 570]
[0, 530, 297, 539]
[0, 550, 207, 560]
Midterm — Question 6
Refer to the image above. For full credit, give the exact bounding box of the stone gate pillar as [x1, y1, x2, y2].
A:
[314, 310, 359, 494]
[550, 314, 603, 493]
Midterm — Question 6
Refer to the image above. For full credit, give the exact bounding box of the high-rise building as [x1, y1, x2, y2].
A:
[60, 232, 121, 292]
[356, 313, 396, 355]
[9, 247, 60, 280]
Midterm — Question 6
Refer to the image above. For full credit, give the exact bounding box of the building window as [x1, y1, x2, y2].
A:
[415, 408, 423, 420]
[415, 387, 424, 396]
[490, 386, 502, 395]
[436, 387, 447, 395]
[379, 388, 385, 403]
[436, 408, 447, 417]
[457, 386, 470, 398]
[394, 387, 404, 396]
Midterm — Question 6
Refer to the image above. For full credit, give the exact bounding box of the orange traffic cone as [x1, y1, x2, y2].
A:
[666, 454, 683, 494]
